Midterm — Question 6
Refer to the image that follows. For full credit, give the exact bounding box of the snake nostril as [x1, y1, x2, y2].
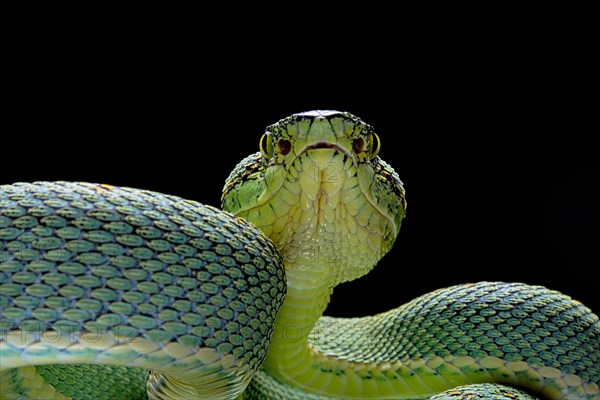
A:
[278, 139, 291, 155]
[352, 138, 364, 154]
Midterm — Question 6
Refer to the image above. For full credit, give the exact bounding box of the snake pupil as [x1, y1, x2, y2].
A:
[278, 139, 291, 155]
[352, 137, 364, 154]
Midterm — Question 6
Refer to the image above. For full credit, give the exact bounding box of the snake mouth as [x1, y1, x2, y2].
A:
[305, 142, 338, 151]
[299, 141, 354, 160]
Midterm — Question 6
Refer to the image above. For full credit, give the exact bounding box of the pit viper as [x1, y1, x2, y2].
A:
[0, 111, 598, 400]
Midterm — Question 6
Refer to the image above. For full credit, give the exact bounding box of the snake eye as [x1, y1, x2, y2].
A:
[259, 133, 273, 159]
[369, 132, 381, 159]
[352, 137, 365, 154]
[278, 139, 291, 155]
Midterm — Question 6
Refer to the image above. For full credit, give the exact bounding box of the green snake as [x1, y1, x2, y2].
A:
[0, 110, 598, 400]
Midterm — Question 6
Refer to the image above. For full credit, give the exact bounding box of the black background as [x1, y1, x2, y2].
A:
[2, 51, 598, 318]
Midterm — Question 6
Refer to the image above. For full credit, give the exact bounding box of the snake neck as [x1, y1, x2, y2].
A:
[261, 266, 401, 399]
[261, 264, 334, 387]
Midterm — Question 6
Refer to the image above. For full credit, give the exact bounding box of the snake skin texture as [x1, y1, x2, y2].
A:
[427, 383, 538, 399]
[239, 282, 600, 399]
[0, 182, 286, 399]
[1, 364, 148, 399]
[311, 283, 599, 374]
[309, 282, 599, 399]
[242, 375, 541, 400]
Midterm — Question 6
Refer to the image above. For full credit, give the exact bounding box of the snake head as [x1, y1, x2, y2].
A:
[222, 111, 406, 285]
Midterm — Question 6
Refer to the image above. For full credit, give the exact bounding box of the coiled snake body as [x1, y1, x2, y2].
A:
[0, 111, 598, 399]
